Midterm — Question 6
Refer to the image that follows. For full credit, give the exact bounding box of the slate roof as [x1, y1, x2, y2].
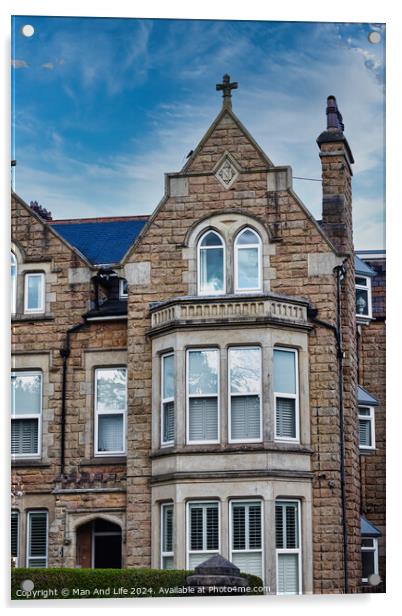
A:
[355, 255, 376, 277]
[50, 216, 149, 265]
[357, 385, 379, 406]
[361, 516, 381, 537]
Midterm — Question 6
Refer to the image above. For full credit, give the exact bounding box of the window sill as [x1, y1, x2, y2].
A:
[359, 448, 377, 456]
[80, 457, 127, 466]
[11, 460, 51, 468]
[151, 441, 313, 458]
[12, 313, 54, 323]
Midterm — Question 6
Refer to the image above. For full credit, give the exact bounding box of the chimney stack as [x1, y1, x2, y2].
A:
[317, 96, 354, 255]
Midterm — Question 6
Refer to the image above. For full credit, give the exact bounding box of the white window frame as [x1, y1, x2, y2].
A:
[228, 346, 262, 443]
[11, 252, 17, 314]
[186, 500, 220, 569]
[229, 499, 264, 580]
[361, 537, 379, 583]
[26, 510, 48, 568]
[24, 272, 45, 314]
[355, 275, 372, 319]
[119, 278, 128, 299]
[358, 405, 376, 450]
[234, 227, 262, 293]
[197, 230, 226, 296]
[186, 348, 220, 445]
[11, 511, 19, 567]
[161, 353, 175, 447]
[274, 347, 299, 442]
[11, 370, 42, 459]
[94, 367, 127, 457]
[275, 499, 302, 595]
[160, 503, 174, 569]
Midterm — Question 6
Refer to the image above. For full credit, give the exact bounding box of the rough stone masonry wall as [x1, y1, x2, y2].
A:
[124, 110, 350, 594]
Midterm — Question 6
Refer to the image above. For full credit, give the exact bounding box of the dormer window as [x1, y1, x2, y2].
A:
[119, 278, 128, 299]
[234, 227, 262, 293]
[197, 230, 225, 295]
[355, 276, 372, 319]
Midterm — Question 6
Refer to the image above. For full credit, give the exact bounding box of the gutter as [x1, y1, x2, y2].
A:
[59, 321, 88, 475]
[308, 262, 349, 593]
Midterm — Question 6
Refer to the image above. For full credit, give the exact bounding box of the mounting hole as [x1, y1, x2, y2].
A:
[368, 31, 381, 44]
[21, 24, 35, 38]
[21, 579, 34, 592]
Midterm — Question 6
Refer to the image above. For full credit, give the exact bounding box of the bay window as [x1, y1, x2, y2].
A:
[229, 347, 262, 442]
[24, 272, 45, 313]
[359, 406, 375, 450]
[230, 500, 263, 578]
[234, 228, 262, 292]
[187, 349, 219, 443]
[187, 501, 219, 568]
[95, 367, 127, 455]
[161, 354, 175, 446]
[27, 510, 48, 568]
[198, 230, 225, 295]
[276, 500, 302, 595]
[11, 371, 42, 458]
[161, 503, 174, 569]
[274, 348, 299, 441]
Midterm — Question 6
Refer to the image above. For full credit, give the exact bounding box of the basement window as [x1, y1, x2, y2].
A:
[355, 276, 372, 319]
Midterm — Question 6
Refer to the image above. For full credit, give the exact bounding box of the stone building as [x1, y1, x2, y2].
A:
[11, 77, 385, 594]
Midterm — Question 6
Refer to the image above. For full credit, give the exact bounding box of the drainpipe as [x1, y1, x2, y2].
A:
[308, 262, 349, 593]
[59, 321, 88, 475]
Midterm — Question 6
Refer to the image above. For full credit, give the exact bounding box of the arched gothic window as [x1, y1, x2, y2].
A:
[234, 228, 262, 292]
[197, 230, 225, 295]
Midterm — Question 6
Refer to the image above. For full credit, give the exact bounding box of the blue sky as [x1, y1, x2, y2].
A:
[11, 17, 385, 249]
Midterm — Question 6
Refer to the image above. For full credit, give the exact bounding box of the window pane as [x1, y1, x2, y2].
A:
[231, 395, 260, 440]
[355, 276, 368, 286]
[11, 513, 19, 560]
[232, 505, 246, 550]
[190, 506, 204, 550]
[162, 505, 173, 552]
[97, 414, 123, 452]
[236, 229, 259, 245]
[274, 350, 296, 394]
[359, 419, 372, 447]
[237, 247, 259, 289]
[249, 504, 262, 549]
[163, 355, 174, 399]
[96, 368, 126, 411]
[11, 374, 41, 415]
[362, 550, 375, 580]
[232, 552, 262, 577]
[276, 397, 296, 439]
[285, 505, 298, 549]
[230, 348, 261, 394]
[275, 505, 284, 549]
[27, 275, 42, 310]
[362, 538, 374, 548]
[278, 553, 299, 594]
[200, 247, 224, 293]
[356, 288, 369, 315]
[162, 556, 174, 569]
[206, 506, 219, 550]
[28, 512, 47, 567]
[188, 350, 218, 395]
[163, 401, 174, 443]
[200, 231, 223, 247]
[11, 419, 39, 455]
[189, 398, 218, 441]
[276, 502, 298, 549]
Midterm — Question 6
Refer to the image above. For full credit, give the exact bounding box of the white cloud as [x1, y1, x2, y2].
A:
[12, 59, 28, 69]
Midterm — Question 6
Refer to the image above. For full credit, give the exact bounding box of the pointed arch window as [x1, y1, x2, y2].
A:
[234, 228, 262, 292]
[11, 252, 17, 314]
[198, 230, 225, 295]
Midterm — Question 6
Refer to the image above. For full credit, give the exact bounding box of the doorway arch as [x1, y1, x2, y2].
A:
[76, 518, 122, 568]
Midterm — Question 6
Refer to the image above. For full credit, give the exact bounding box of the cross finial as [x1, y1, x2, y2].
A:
[216, 74, 238, 109]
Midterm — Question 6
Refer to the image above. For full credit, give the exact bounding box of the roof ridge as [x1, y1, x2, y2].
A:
[50, 215, 149, 224]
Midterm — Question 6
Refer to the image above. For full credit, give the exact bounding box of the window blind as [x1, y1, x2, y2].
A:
[98, 414, 123, 452]
[189, 398, 218, 441]
[11, 419, 38, 455]
[359, 419, 371, 447]
[11, 512, 19, 563]
[28, 511, 47, 568]
[231, 395, 260, 440]
[276, 398, 296, 439]
[163, 401, 174, 443]
[231, 502, 262, 578]
[277, 553, 299, 594]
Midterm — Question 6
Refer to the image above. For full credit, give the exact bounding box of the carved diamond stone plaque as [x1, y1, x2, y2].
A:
[215, 156, 238, 189]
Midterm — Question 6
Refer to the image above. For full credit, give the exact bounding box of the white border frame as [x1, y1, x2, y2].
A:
[229, 499, 264, 581]
[197, 230, 226, 296]
[94, 366, 127, 456]
[275, 499, 302, 595]
[24, 272, 45, 314]
[361, 537, 379, 583]
[228, 346, 262, 443]
[274, 347, 300, 442]
[186, 348, 220, 445]
[234, 227, 262, 294]
[26, 510, 48, 568]
[186, 500, 220, 569]
[160, 502, 174, 569]
[161, 353, 175, 447]
[355, 275, 373, 319]
[11, 370, 42, 459]
[358, 405, 376, 450]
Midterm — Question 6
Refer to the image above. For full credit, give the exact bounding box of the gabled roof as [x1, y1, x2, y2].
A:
[355, 255, 376, 277]
[357, 385, 379, 407]
[50, 216, 149, 266]
[361, 516, 381, 537]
